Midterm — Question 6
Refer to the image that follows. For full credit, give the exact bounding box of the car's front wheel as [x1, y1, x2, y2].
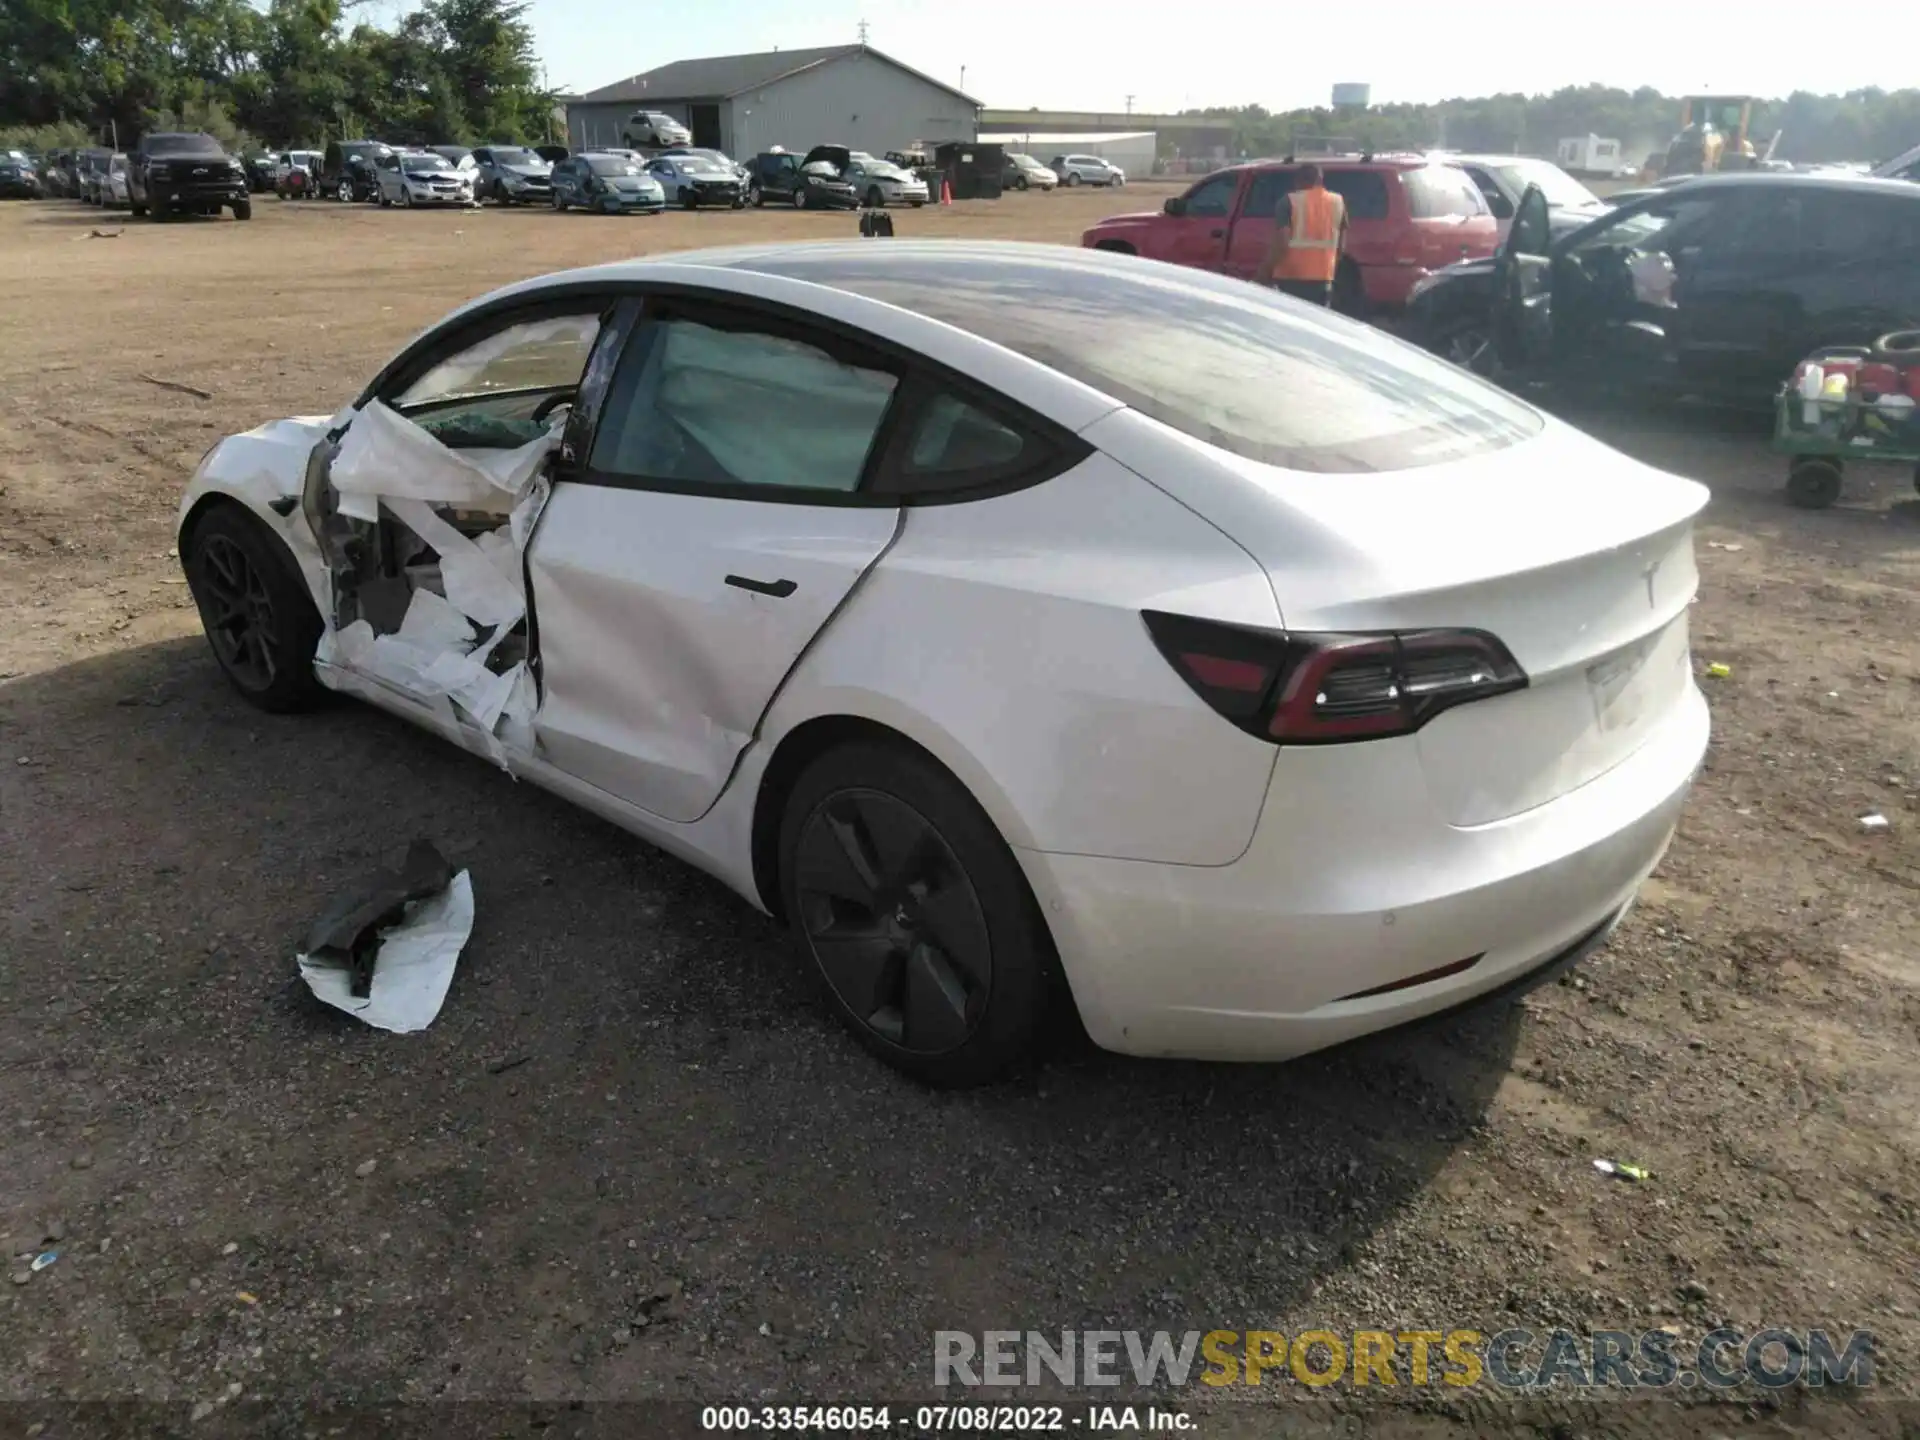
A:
[778, 742, 1058, 1087]
[184, 504, 327, 713]
[791, 187, 808, 209]
[750, 184, 764, 207]
[232, 198, 251, 220]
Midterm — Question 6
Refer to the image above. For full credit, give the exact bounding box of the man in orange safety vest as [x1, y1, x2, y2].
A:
[1262, 163, 1348, 306]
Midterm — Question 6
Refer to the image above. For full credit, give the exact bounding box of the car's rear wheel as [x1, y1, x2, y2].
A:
[184, 504, 327, 713]
[1065, 171, 1080, 186]
[778, 742, 1057, 1087]
[552, 191, 566, 211]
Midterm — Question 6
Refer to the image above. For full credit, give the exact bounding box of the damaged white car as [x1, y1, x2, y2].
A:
[179, 241, 1708, 1087]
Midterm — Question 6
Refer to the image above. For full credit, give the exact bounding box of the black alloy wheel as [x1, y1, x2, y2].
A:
[779, 744, 1057, 1086]
[185, 506, 326, 712]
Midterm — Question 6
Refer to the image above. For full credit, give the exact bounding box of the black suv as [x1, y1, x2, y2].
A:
[747, 151, 857, 210]
[321, 139, 393, 202]
[129, 133, 250, 220]
[1410, 172, 1920, 406]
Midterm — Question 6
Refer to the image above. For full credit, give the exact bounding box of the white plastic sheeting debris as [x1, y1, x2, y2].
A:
[313, 402, 558, 769]
[328, 399, 556, 523]
[297, 869, 474, 1033]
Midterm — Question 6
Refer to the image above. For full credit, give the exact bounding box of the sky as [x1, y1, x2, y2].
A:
[517, 0, 1902, 111]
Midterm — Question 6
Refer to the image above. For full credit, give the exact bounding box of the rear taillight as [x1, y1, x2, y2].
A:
[1142, 611, 1527, 745]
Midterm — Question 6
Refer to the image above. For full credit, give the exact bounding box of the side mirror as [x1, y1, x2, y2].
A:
[1163, 196, 1187, 217]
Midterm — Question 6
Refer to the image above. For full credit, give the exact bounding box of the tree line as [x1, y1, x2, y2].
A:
[1182, 85, 1919, 167]
[0, 0, 551, 154]
[6, 7, 1916, 169]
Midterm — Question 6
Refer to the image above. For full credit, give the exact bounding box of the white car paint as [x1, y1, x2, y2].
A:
[1444, 153, 1609, 240]
[178, 241, 1709, 1069]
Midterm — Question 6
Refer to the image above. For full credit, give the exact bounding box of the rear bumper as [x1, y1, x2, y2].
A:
[1016, 681, 1708, 1061]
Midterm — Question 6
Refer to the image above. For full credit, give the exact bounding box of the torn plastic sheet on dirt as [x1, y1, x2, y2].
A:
[297, 859, 475, 1034]
[329, 398, 556, 523]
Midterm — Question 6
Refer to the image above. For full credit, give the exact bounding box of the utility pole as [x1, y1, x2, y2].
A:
[1125, 94, 1135, 116]
[960, 65, 967, 94]
[857, 18, 870, 44]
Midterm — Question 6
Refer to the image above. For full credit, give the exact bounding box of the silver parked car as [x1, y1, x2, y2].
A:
[840, 153, 930, 208]
[376, 151, 477, 208]
[1049, 153, 1125, 188]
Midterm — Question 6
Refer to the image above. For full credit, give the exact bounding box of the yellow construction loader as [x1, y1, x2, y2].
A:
[1648, 96, 1762, 179]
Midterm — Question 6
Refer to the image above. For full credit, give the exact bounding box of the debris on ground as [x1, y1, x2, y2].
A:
[296, 839, 473, 1032]
[1860, 813, 1890, 831]
[486, 1052, 532, 1075]
[135, 372, 213, 400]
[1705, 662, 1732, 679]
[1592, 1159, 1651, 1182]
[29, 1252, 58, 1272]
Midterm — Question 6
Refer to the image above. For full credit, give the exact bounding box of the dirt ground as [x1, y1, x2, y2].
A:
[2, 189, 1917, 1438]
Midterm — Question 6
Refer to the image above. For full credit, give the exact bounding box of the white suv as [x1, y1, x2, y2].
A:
[1049, 154, 1125, 187]
[623, 111, 691, 148]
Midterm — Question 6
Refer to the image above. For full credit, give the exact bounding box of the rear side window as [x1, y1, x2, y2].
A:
[1402, 166, 1490, 219]
[1322, 169, 1390, 221]
[749, 251, 1543, 474]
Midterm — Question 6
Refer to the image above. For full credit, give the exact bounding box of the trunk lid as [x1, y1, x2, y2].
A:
[1094, 414, 1708, 825]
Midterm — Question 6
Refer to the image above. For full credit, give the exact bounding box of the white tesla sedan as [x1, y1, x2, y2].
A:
[177, 241, 1709, 1086]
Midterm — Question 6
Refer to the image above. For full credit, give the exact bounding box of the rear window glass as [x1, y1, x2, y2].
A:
[1323, 170, 1390, 221]
[743, 251, 1542, 473]
[1403, 166, 1489, 218]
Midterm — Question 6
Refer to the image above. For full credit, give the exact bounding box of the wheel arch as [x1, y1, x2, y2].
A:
[748, 709, 1035, 925]
[1091, 239, 1136, 255]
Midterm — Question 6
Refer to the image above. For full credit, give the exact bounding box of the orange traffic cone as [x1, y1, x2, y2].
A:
[940, 175, 952, 206]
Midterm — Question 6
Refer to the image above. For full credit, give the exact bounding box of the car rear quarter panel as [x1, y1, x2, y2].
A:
[756, 453, 1284, 866]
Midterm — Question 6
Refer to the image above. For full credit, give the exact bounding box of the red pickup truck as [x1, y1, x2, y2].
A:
[1080, 156, 1499, 315]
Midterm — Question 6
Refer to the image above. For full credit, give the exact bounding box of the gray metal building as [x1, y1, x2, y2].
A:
[564, 45, 980, 160]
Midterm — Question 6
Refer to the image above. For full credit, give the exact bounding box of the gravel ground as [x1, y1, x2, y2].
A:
[1, 192, 1916, 1438]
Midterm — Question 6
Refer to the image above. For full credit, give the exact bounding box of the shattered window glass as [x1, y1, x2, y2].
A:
[395, 313, 602, 410]
[590, 319, 898, 492]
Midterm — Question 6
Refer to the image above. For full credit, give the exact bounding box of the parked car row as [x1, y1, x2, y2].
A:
[1079, 147, 1920, 413]
[20, 135, 250, 218]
